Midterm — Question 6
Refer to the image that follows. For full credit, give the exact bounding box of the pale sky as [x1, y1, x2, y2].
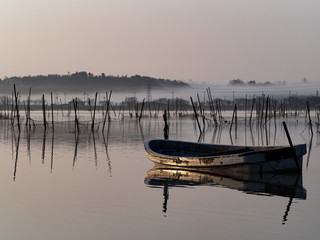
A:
[1, 0, 319, 83]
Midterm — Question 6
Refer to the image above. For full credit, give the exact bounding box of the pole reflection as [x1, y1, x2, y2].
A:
[102, 121, 112, 178]
[13, 130, 20, 182]
[42, 130, 46, 164]
[50, 132, 54, 173]
[73, 132, 79, 170]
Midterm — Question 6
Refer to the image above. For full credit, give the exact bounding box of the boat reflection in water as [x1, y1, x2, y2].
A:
[145, 164, 306, 223]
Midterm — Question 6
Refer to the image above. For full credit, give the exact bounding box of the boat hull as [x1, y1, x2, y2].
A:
[145, 140, 307, 173]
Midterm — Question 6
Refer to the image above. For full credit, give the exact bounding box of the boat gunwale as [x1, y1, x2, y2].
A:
[145, 139, 305, 159]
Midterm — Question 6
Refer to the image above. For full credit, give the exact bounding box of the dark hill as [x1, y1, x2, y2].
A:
[0, 72, 190, 93]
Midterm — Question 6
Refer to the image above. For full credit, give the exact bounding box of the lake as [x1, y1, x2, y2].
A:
[0, 112, 319, 240]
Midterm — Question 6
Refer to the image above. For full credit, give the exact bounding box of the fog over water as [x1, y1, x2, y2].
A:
[83, 80, 320, 103]
[13, 80, 320, 105]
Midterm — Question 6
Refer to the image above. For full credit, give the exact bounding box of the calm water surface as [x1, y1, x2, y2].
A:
[0, 114, 319, 240]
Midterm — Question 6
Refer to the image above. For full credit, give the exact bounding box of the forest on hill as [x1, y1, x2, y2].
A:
[0, 72, 190, 93]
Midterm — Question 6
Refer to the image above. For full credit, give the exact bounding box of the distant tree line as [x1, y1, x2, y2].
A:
[229, 79, 286, 86]
[0, 72, 190, 93]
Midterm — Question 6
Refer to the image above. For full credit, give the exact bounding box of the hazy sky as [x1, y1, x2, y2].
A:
[1, 0, 319, 83]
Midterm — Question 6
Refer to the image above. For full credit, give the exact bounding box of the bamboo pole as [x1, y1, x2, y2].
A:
[72, 98, 79, 133]
[88, 98, 93, 120]
[190, 97, 202, 133]
[11, 91, 14, 126]
[139, 98, 145, 123]
[306, 101, 313, 135]
[163, 110, 169, 139]
[197, 93, 205, 128]
[51, 92, 54, 130]
[28, 88, 31, 129]
[13, 84, 20, 131]
[229, 104, 237, 135]
[260, 94, 265, 126]
[235, 104, 237, 139]
[91, 92, 98, 132]
[42, 94, 47, 130]
[25, 87, 31, 128]
[102, 91, 112, 132]
[206, 87, 217, 125]
[282, 122, 301, 172]
[265, 96, 269, 125]
[245, 94, 247, 126]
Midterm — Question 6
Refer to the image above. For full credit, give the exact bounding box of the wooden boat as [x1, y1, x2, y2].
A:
[144, 139, 307, 173]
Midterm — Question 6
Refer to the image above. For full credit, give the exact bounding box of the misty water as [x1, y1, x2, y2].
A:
[1, 112, 319, 240]
[15, 80, 320, 106]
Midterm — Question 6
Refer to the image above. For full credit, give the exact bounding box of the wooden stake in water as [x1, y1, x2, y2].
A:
[282, 122, 301, 172]
[197, 93, 205, 128]
[139, 98, 145, 123]
[13, 84, 20, 132]
[206, 87, 217, 125]
[163, 110, 169, 139]
[73, 98, 79, 133]
[230, 104, 237, 135]
[102, 91, 112, 132]
[190, 97, 202, 133]
[260, 94, 265, 126]
[306, 101, 313, 135]
[249, 96, 255, 126]
[28, 88, 31, 129]
[265, 96, 269, 125]
[42, 94, 47, 130]
[245, 95, 247, 126]
[91, 92, 98, 132]
[51, 92, 54, 131]
[24, 88, 30, 128]
[11, 91, 14, 126]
